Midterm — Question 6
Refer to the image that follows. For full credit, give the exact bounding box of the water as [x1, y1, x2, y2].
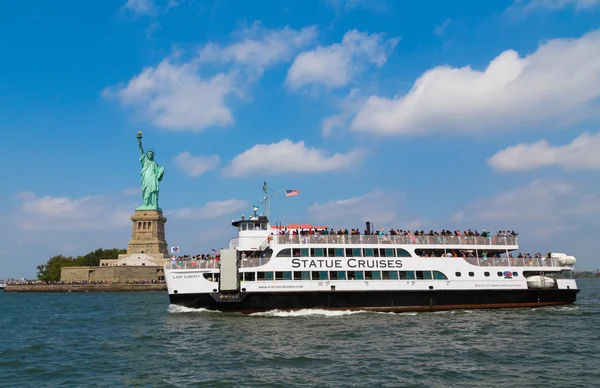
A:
[1, 280, 600, 388]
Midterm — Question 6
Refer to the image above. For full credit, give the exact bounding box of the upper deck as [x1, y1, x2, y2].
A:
[272, 234, 518, 247]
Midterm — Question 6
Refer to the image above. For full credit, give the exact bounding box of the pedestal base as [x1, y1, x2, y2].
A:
[128, 209, 168, 258]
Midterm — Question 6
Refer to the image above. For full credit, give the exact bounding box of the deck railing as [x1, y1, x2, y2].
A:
[462, 256, 562, 268]
[165, 256, 272, 271]
[273, 234, 517, 246]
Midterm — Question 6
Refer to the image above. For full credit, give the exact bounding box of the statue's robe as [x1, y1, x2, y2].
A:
[140, 154, 164, 207]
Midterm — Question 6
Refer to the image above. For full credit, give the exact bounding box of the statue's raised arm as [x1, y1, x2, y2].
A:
[137, 131, 144, 158]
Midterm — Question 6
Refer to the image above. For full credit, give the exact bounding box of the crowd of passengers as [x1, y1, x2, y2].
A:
[170, 254, 219, 261]
[4, 279, 163, 285]
[419, 250, 550, 259]
[278, 228, 519, 238]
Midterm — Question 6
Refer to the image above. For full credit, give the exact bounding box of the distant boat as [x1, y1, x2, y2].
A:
[0, 281, 6, 291]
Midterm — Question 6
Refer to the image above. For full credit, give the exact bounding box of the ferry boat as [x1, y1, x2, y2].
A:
[165, 186, 580, 313]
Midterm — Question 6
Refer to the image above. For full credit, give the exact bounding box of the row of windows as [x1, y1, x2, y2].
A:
[203, 270, 448, 282]
[453, 271, 519, 277]
[275, 247, 412, 258]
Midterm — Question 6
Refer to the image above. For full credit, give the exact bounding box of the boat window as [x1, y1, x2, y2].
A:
[319, 271, 329, 280]
[497, 272, 503, 277]
[382, 271, 391, 279]
[373, 248, 380, 257]
[283, 271, 293, 280]
[327, 248, 336, 257]
[433, 271, 447, 280]
[353, 248, 362, 257]
[254, 223, 260, 230]
[396, 248, 412, 257]
[257, 272, 273, 281]
[345, 248, 353, 257]
[416, 271, 432, 280]
[513, 272, 519, 277]
[363, 248, 374, 257]
[406, 271, 415, 280]
[294, 271, 310, 280]
[275, 271, 284, 280]
[455, 272, 461, 277]
[372, 271, 382, 280]
[329, 271, 338, 280]
[337, 271, 346, 280]
[365, 271, 374, 280]
[239, 273, 244, 281]
[335, 248, 344, 257]
[241, 223, 247, 231]
[355, 271, 365, 280]
[244, 272, 255, 281]
[214, 274, 220, 282]
[380, 248, 394, 257]
[347, 271, 357, 280]
[292, 248, 301, 257]
[484, 272, 490, 277]
[300, 248, 309, 257]
[389, 271, 399, 280]
[261, 223, 267, 230]
[311, 248, 325, 257]
[276, 249, 291, 257]
[203, 273, 213, 281]
[468, 272, 474, 277]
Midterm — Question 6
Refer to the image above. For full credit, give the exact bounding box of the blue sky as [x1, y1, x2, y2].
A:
[1, 0, 599, 278]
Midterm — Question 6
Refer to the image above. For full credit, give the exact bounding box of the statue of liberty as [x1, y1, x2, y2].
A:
[136, 132, 165, 210]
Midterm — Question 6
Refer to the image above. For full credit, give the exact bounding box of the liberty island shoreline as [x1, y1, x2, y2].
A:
[3, 283, 166, 292]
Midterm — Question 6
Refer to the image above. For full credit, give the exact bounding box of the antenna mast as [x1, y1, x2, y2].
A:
[260, 181, 286, 221]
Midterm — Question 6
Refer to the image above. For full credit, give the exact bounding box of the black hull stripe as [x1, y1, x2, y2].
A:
[169, 289, 580, 313]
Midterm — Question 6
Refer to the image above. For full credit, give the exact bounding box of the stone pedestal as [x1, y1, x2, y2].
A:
[128, 209, 169, 259]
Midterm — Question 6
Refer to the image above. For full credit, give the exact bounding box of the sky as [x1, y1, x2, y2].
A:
[1, 0, 599, 278]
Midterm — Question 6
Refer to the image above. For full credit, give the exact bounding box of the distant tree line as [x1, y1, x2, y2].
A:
[36, 248, 126, 282]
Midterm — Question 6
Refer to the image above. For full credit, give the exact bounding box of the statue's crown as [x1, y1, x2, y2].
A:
[146, 149, 155, 154]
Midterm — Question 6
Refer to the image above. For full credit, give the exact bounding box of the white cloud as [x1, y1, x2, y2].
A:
[104, 24, 316, 131]
[350, 29, 600, 136]
[199, 24, 317, 74]
[122, 0, 156, 15]
[170, 199, 249, 219]
[222, 139, 365, 177]
[517, 0, 599, 11]
[488, 132, 600, 172]
[451, 179, 600, 238]
[12, 192, 132, 231]
[307, 190, 421, 230]
[321, 88, 366, 137]
[174, 152, 221, 177]
[286, 30, 398, 89]
[104, 60, 235, 130]
[433, 19, 451, 36]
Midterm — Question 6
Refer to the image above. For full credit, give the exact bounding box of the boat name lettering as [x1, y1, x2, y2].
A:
[291, 258, 403, 269]
[172, 274, 203, 279]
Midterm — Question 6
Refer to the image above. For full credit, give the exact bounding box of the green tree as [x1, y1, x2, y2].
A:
[36, 248, 126, 282]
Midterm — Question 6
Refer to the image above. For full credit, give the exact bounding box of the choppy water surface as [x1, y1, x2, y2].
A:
[1, 280, 599, 387]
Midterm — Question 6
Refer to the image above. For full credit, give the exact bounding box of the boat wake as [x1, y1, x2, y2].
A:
[167, 305, 221, 314]
[249, 309, 416, 318]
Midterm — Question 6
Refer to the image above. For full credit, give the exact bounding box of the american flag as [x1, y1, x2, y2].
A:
[285, 189, 300, 197]
[212, 248, 219, 256]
